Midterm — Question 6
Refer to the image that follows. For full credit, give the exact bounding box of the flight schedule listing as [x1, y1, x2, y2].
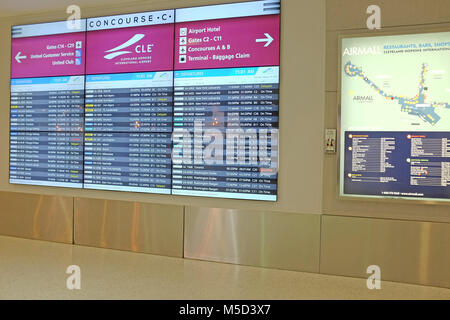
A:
[172, 67, 279, 201]
[83, 132, 171, 193]
[9, 76, 84, 188]
[84, 72, 173, 133]
[344, 132, 450, 199]
[10, 77, 84, 132]
[84, 72, 173, 194]
[9, 132, 83, 188]
[9, 1, 281, 201]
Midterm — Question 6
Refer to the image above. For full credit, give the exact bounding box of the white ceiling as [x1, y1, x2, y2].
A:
[0, 0, 132, 18]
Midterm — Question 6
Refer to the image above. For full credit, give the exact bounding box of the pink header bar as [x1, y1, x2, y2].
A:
[175, 15, 280, 70]
[11, 13, 280, 78]
[86, 25, 174, 74]
[11, 32, 85, 78]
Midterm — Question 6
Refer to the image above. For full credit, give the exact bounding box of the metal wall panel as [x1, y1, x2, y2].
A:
[0, 191, 73, 243]
[74, 197, 184, 257]
[320, 215, 450, 288]
[327, 0, 450, 31]
[184, 207, 321, 272]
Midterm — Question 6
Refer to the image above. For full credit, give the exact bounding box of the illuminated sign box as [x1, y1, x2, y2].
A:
[340, 31, 450, 202]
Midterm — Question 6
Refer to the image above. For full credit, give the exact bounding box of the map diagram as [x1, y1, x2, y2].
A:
[344, 61, 450, 125]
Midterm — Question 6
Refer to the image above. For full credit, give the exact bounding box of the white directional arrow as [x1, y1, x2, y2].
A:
[15, 52, 27, 63]
[256, 33, 274, 47]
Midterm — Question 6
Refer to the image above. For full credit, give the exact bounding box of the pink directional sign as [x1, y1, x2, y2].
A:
[175, 14, 280, 70]
[11, 32, 86, 78]
[86, 24, 174, 74]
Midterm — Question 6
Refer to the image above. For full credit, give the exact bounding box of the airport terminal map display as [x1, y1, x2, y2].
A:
[9, 0, 280, 201]
[340, 32, 450, 201]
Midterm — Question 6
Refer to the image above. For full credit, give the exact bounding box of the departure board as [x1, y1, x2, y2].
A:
[172, 67, 279, 200]
[83, 72, 173, 194]
[340, 32, 450, 202]
[10, 21, 86, 188]
[9, 0, 281, 201]
[172, 1, 280, 200]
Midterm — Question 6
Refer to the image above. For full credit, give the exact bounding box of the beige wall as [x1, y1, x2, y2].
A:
[0, 0, 325, 215]
[324, 0, 450, 223]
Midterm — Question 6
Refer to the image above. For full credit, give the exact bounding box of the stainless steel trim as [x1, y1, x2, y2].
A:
[184, 206, 321, 272]
[0, 191, 73, 243]
[74, 197, 184, 257]
[320, 215, 450, 288]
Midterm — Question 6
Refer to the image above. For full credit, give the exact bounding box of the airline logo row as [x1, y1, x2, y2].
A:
[12, 15, 280, 78]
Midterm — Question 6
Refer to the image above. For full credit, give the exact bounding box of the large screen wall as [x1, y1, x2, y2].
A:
[9, 0, 280, 201]
[340, 31, 450, 202]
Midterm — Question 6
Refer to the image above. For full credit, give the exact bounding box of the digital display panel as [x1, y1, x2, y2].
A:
[9, 0, 280, 201]
[172, 67, 279, 201]
[340, 31, 450, 202]
[10, 21, 86, 188]
[83, 72, 173, 194]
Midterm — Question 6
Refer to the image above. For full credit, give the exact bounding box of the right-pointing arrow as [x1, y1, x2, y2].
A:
[256, 33, 274, 47]
[15, 52, 27, 63]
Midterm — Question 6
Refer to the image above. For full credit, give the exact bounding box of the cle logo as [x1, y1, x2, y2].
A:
[104, 34, 153, 60]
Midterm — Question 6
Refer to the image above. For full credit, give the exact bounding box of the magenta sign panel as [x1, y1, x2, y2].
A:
[11, 32, 86, 78]
[86, 25, 174, 74]
[174, 15, 280, 70]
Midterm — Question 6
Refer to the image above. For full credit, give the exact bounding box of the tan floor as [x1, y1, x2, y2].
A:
[0, 235, 448, 300]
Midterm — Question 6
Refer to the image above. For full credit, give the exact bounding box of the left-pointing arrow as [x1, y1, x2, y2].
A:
[15, 52, 27, 63]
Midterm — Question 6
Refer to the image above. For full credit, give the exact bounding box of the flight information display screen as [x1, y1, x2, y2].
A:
[340, 32, 450, 202]
[172, 67, 279, 200]
[9, 0, 280, 201]
[10, 20, 86, 188]
[83, 72, 173, 194]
